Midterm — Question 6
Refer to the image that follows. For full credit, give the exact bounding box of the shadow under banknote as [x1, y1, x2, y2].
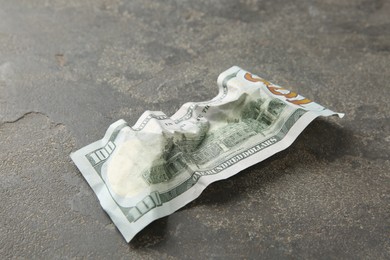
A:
[184, 118, 352, 207]
[129, 216, 169, 249]
[128, 118, 351, 248]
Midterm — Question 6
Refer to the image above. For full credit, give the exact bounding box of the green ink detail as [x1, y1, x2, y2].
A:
[125, 108, 306, 223]
[86, 122, 127, 175]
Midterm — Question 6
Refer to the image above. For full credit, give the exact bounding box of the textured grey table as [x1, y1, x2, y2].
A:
[1, 0, 389, 259]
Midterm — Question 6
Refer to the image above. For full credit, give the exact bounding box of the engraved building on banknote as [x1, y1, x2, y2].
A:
[142, 97, 286, 184]
[142, 122, 209, 184]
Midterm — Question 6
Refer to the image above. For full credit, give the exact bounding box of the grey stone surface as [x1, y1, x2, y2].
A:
[0, 0, 389, 258]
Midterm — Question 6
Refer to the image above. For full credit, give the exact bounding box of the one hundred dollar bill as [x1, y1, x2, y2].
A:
[71, 66, 344, 242]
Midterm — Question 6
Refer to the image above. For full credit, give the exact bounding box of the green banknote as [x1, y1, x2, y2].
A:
[71, 66, 344, 242]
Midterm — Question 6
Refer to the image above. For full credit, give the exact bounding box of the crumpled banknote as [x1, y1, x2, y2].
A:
[71, 66, 344, 242]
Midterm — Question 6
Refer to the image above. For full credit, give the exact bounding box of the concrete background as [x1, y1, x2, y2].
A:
[0, 0, 389, 258]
